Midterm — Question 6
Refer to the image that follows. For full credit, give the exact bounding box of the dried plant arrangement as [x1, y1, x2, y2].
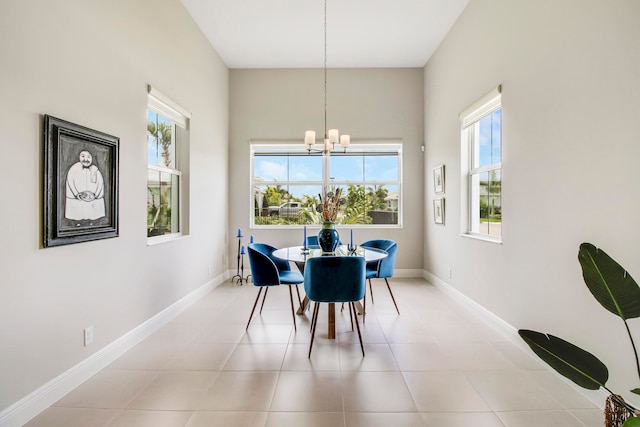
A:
[317, 187, 344, 222]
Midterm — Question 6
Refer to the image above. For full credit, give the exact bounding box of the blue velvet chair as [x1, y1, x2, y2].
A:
[246, 243, 304, 331]
[360, 239, 399, 318]
[305, 236, 320, 248]
[304, 256, 366, 357]
[305, 235, 342, 248]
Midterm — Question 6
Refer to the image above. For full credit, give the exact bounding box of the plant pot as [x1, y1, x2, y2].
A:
[318, 221, 339, 254]
[605, 394, 635, 427]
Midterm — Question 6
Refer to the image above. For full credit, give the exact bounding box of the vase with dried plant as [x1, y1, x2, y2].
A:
[316, 187, 344, 253]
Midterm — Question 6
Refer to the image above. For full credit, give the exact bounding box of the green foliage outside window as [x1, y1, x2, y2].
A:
[147, 185, 173, 236]
[479, 172, 502, 223]
[255, 184, 396, 226]
[147, 114, 178, 237]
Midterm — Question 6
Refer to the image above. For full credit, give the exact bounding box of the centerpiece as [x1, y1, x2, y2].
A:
[316, 187, 344, 253]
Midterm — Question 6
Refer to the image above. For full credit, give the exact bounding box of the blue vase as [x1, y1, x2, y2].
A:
[318, 222, 340, 253]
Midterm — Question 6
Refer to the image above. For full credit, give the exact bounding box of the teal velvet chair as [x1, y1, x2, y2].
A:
[246, 243, 303, 331]
[360, 239, 399, 319]
[305, 235, 342, 248]
[305, 236, 320, 248]
[304, 256, 366, 357]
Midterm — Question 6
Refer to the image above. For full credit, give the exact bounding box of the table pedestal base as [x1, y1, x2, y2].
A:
[297, 297, 363, 339]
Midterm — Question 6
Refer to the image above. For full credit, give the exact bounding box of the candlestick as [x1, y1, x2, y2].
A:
[250, 235, 254, 243]
[237, 228, 242, 238]
[303, 226, 307, 247]
[348, 229, 356, 253]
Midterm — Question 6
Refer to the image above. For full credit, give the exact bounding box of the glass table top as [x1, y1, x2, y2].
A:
[272, 245, 388, 263]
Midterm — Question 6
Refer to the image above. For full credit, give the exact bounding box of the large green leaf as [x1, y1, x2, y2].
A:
[623, 417, 640, 427]
[579, 243, 640, 320]
[519, 329, 608, 390]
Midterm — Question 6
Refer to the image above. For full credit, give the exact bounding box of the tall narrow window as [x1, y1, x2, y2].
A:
[147, 86, 190, 241]
[460, 86, 502, 242]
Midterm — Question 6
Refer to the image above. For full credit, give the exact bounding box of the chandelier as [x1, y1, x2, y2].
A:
[304, 0, 350, 154]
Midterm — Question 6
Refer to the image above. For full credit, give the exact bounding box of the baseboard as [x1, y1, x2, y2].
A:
[423, 270, 518, 338]
[422, 269, 607, 410]
[0, 274, 226, 427]
[392, 268, 423, 278]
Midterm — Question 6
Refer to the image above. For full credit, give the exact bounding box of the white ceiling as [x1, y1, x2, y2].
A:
[180, 0, 470, 69]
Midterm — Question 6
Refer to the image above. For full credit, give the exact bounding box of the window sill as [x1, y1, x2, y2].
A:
[460, 233, 502, 244]
[147, 233, 188, 246]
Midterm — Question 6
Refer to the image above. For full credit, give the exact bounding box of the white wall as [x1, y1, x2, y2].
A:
[424, 0, 640, 405]
[229, 68, 424, 271]
[0, 0, 228, 412]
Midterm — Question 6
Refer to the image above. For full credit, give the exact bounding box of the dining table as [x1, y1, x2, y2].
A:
[272, 244, 388, 339]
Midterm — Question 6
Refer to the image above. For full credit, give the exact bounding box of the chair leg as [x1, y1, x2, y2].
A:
[246, 287, 263, 330]
[295, 284, 302, 307]
[259, 287, 269, 314]
[385, 278, 400, 315]
[362, 289, 366, 324]
[288, 285, 297, 331]
[352, 302, 365, 357]
[348, 301, 354, 331]
[308, 302, 320, 358]
[368, 279, 374, 304]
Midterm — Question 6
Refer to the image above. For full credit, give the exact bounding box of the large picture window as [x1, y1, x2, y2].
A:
[251, 143, 401, 227]
[147, 86, 190, 241]
[460, 86, 502, 242]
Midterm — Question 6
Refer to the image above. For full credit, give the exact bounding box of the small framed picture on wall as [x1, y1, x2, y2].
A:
[434, 198, 445, 225]
[433, 164, 445, 194]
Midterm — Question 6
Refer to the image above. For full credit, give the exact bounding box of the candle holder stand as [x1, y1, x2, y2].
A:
[231, 236, 251, 285]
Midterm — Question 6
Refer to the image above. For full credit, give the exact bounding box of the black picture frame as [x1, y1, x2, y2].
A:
[43, 115, 119, 247]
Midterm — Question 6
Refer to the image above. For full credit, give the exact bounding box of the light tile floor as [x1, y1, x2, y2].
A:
[25, 278, 604, 427]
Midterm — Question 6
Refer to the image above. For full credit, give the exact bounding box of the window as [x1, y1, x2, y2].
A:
[250, 143, 401, 227]
[147, 86, 190, 241]
[460, 86, 502, 242]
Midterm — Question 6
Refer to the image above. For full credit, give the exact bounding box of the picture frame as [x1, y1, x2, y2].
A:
[44, 115, 119, 247]
[433, 164, 445, 194]
[433, 198, 445, 225]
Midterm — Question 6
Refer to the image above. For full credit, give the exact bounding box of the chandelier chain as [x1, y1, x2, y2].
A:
[324, 0, 327, 139]
[304, 0, 349, 154]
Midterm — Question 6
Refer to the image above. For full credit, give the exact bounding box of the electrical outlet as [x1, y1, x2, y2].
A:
[84, 326, 94, 346]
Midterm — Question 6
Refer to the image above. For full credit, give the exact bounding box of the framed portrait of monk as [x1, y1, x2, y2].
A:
[43, 115, 119, 247]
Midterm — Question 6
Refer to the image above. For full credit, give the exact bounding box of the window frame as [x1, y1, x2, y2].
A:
[146, 85, 191, 244]
[250, 141, 403, 229]
[460, 86, 502, 243]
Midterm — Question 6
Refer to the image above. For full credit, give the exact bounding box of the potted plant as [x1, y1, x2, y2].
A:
[519, 243, 640, 427]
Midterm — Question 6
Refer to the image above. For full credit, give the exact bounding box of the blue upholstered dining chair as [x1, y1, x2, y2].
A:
[305, 236, 320, 248]
[246, 243, 304, 331]
[306, 235, 342, 248]
[304, 256, 366, 357]
[360, 239, 399, 318]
